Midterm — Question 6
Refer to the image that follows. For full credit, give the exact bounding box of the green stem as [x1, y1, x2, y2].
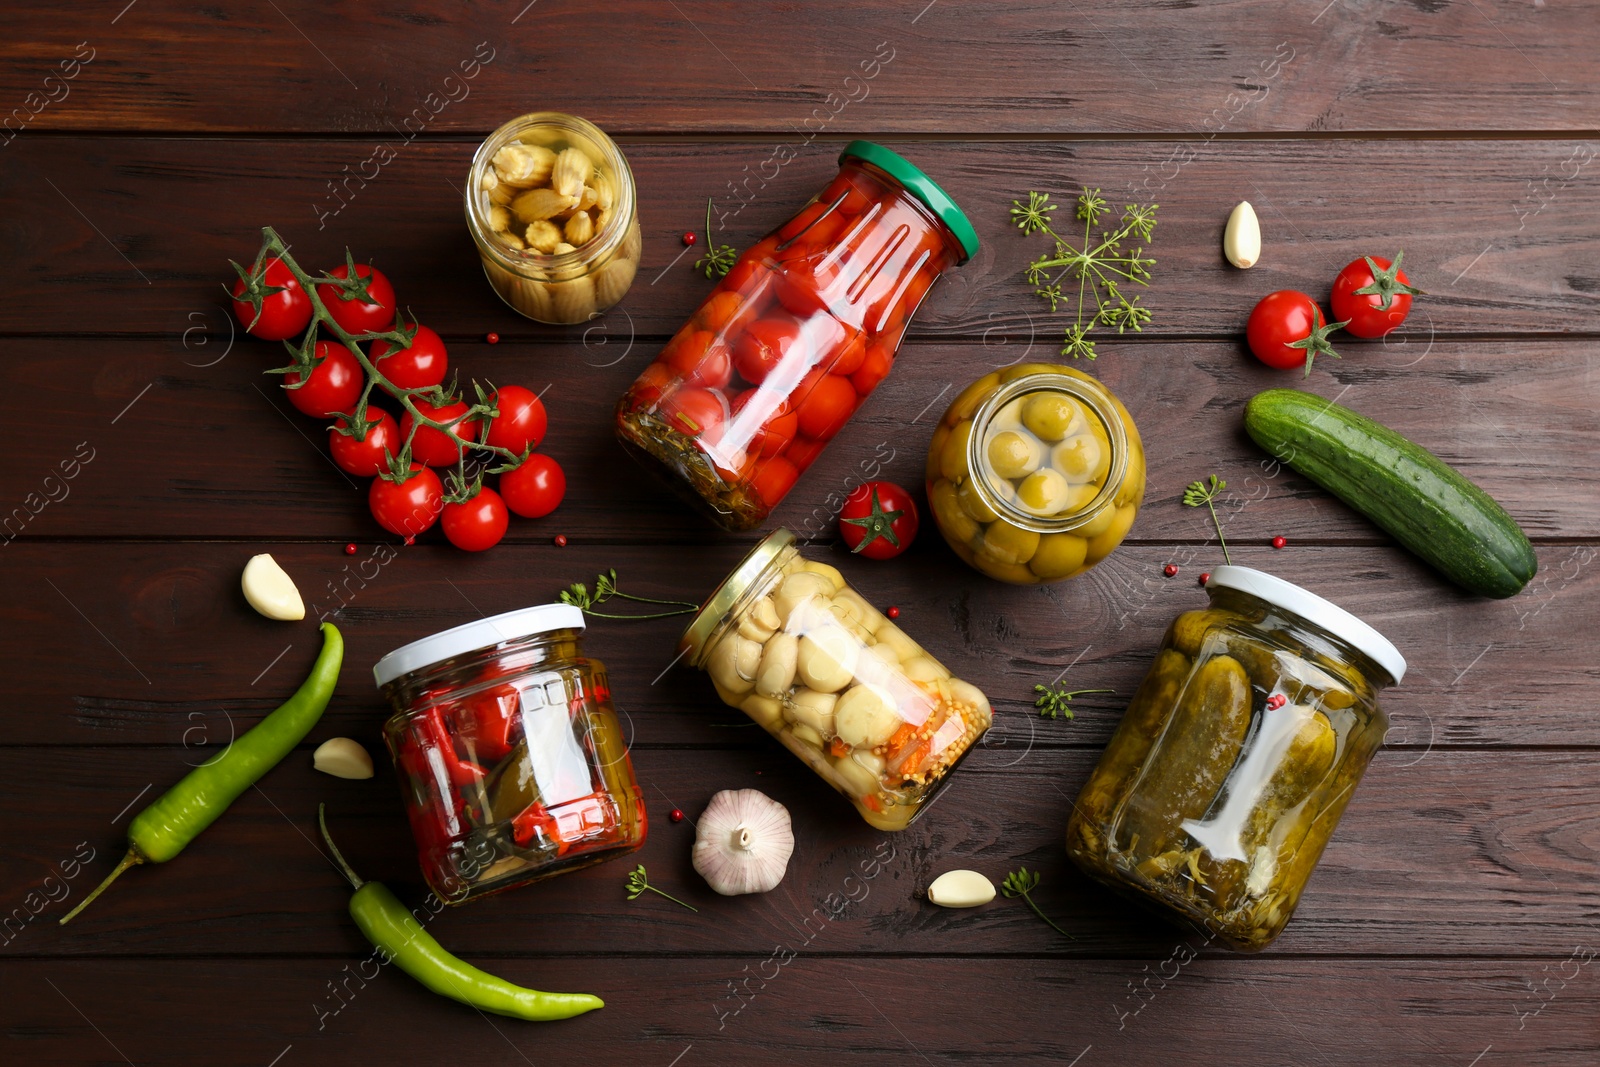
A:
[1206, 498, 1232, 565]
[1022, 889, 1073, 939]
[318, 803, 365, 891]
[58, 850, 143, 925]
[646, 885, 698, 912]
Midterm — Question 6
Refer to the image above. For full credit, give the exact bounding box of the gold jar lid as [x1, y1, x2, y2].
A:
[678, 529, 796, 665]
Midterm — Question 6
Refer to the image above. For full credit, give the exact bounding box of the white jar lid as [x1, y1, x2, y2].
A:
[372, 603, 585, 688]
[1205, 566, 1406, 685]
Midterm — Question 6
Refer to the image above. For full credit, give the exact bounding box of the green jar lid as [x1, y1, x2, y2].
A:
[839, 140, 979, 262]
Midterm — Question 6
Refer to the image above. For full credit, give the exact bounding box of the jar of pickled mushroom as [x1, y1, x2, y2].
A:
[925, 363, 1146, 584]
[375, 604, 646, 904]
[465, 112, 642, 324]
[616, 141, 978, 531]
[1066, 566, 1406, 950]
[680, 529, 992, 830]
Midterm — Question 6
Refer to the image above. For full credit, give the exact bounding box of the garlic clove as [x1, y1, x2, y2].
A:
[241, 553, 305, 621]
[927, 869, 996, 908]
[1224, 200, 1261, 269]
[312, 737, 375, 779]
[691, 788, 795, 895]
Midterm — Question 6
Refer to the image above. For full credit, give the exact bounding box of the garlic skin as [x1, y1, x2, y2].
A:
[692, 789, 794, 896]
[312, 737, 374, 779]
[1224, 200, 1261, 268]
[241, 553, 305, 621]
[927, 869, 996, 908]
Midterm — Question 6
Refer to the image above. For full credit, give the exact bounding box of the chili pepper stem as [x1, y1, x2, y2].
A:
[318, 803, 366, 891]
[58, 849, 144, 925]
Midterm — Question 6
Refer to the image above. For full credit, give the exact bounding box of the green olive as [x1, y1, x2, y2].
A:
[1029, 533, 1088, 579]
[1021, 392, 1081, 442]
[1085, 504, 1136, 561]
[929, 479, 979, 545]
[1073, 501, 1117, 538]
[946, 372, 1000, 426]
[940, 421, 973, 482]
[957, 476, 1002, 523]
[987, 430, 1040, 480]
[978, 519, 1040, 566]
[1016, 467, 1071, 514]
[1052, 435, 1101, 481]
[972, 550, 1037, 584]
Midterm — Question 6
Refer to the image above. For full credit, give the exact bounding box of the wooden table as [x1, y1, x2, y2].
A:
[3, 3, 1596, 1064]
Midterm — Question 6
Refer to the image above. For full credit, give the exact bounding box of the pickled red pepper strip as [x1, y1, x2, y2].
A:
[61, 623, 344, 925]
[318, 805, 603, 1021]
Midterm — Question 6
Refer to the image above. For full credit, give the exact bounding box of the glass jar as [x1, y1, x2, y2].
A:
[925, 363, 1146, 584]
[680, 529, 992, 831]
[465, 112, 641, 324]
[374, 604, 646, 904]
[1065, 567, 1406, 950]
[616, 141, 978, 531]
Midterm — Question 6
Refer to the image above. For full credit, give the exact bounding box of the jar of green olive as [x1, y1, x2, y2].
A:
[1066, 566, 1406, 950]
[465, 112, 642, 324]
[925, 363, 1146, 584]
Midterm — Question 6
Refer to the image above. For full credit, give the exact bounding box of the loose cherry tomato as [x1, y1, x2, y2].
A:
[795, 372, 857, 441]
[442, 486, 510, 552]
[231, 256, 312, 341]
[315, 262, 396, 334]
[372, 325, 449, 392]
[1330, 252, 1424, 339]
[733, 316, 801, 385]
[1246, 290, 1346, 377]
[500, 453, 566, 518]
[402, 398, 479, 466]
[786, 435, 827, 472]
[750, 456, 799, 509]
[730, 390, 798, 457]
[284, 341, 362, 417]
[329, 409, 400, 477]
[839, 481, 919, 560]
[850, 342, 893, 395]
[659, 386, 728, 439]
[483, 385, 547, 455]
[370, 465, 443, 540]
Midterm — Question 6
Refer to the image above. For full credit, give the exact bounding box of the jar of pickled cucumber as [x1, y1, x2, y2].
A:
[925, 363, 1146, 584]
[1066, 566, 1406, 950]
[465, 112, 642, 324]
[680, 529, 992, 831]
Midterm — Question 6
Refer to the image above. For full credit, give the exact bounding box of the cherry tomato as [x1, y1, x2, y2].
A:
[774, 273, 831, 318]
[1330, 252, 1424, 339]
[730, 389, 798, 457]
[750, 456, 799, 509]
[1246, 290, 1345, 377]
[660, 330, 732, 389]
[369, 465, 443, 540]
[372, 325, 449, 392]
[442, 486, 510, 552]
[315, 262, 396, 334]
[284, 341, 362, 417]
[795, 372, 857, 441]
[850, 342, 893, 395]
[483, 385, 547, 455]
[628, 362, 675, 408]
[734, 316, 801, 385]
[777, 200, 833, 245]
[695, 291, 752, 337]
[659, 386, 728, 439]
[721, 256, 759, 295]
[828, 330, 867, 376]
[231, 256, 312, 341]
[786, 435, 827, 472]
[500, 453, 566, 518]
[329, 409, 400, 477]
[838, 481, 919, 560]
[402, 398, 479, 466]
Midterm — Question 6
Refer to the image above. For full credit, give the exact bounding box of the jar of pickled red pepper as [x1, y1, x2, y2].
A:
[465, 112, 642, 324]
[680, 529, 992, 831]
[616, 142, 979, 531]
[926, 363, 1146, 584]
[1066, 567, 1406, 950]
[375, 604, 646, 904]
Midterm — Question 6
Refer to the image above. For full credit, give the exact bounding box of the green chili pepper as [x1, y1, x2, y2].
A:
[318, 805, 603, 1021]
[61, 622, 344, 925]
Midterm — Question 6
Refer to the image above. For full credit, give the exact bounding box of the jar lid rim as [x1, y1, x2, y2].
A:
[679, 528, 796, 663]
[839, 141, 979, 261]
[373, 603, 586, 689]
[1206, 566, 1407, 684]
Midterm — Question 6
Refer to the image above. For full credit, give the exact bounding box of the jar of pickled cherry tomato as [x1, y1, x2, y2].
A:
[1066, 567, 1405, 950]
[925, 363, 1147, 584]
[615, 141, 979, 531]
[680, 529, 993, 831]
[374, 604, 646, 904]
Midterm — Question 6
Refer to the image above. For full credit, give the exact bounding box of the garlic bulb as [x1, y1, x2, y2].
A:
[691, 789, 794, 896]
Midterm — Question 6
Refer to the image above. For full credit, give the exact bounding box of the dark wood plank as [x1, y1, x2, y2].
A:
[2, 138, 1597, 338]
[3, 746, 1594, 958]
[3, 1, 1597, 134]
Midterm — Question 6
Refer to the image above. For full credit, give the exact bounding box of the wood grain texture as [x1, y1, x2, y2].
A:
[2, 1, 1597, 134]
[2, 747, 1596, 958]
[1, 138, 1597, 339]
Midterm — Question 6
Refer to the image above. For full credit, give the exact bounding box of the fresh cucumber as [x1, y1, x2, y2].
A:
[1243, 388, 1536, 598]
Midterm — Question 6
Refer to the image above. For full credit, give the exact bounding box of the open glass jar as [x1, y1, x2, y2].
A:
[1065, 567, 1406, 950]
[375, 604, 646, 904]
[680, 530, 992, 831]
[616, 141, 978, 531]
[465, 112, 641, 324]
[926, 363, 1147, 584]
